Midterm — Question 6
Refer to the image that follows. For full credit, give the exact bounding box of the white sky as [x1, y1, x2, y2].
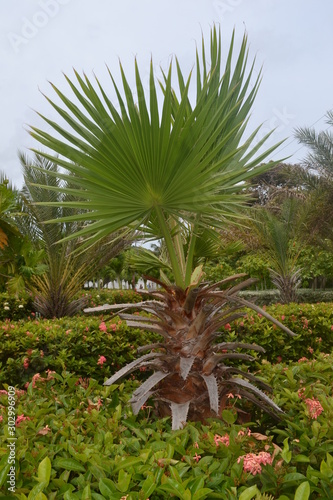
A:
[1, 0, 333, 188]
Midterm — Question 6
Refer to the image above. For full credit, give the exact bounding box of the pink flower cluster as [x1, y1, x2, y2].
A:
[305, 397, 324, 419]
[99, 322, 107, 332]
[237, 451, 272, 475]
[97, 355, 107, 366]
[99, 321, 119, 333]
[16, 414, 31, 426]
[298, 357, 308, 363]
[214, 433, 230, 447]
[24, 370, 56, 389]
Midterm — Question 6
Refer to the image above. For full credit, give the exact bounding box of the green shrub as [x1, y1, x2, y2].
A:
[229, 302, 333, 363]
[81, 288, 144, 308]
[0, 293, 34, 321]
[0, 315, 157, 390]
[1, 301, 333, 389]
[239, 289, 333, 306]
[0, 353, 332, 498]
[0, 289, 143, 322]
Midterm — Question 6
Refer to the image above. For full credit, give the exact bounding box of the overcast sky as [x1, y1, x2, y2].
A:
[1, 0, 333, 188]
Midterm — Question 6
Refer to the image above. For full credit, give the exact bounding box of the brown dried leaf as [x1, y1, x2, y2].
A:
[251, 432, 269, 441]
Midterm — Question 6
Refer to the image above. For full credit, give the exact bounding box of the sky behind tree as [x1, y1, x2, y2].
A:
[1, 0, 332, 187]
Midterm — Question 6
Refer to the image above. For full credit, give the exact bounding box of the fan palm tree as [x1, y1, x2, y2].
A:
[29, 27, 295, 427]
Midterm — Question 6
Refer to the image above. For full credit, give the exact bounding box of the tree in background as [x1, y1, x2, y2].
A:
[295, 110, 333, 178]
[18, 153, 130, 317]
[29, 27, 295, 428]
[250, 198, 303, 303]
[0, 174, 47, 294]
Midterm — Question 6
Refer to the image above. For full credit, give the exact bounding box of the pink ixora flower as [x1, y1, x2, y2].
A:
[16, 414, 31, 426]
[23, 358, 29, 369]
[298, 357, 308, 363]
[214, 433, 230, 447]
[193, 453, 201, 462]
[305, 398, 324, 419]
[32, 373, 42, 387]
[97, 355, 107, 366]
[99, 322, 107, 332]
[237, 451, 272, 475]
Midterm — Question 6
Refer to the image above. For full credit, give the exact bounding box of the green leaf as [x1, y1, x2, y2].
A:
[158, 477, 186, 499]
[295, 455, 310, 463]
[239, 485, 260, 500]
[294, 481, 310, 500]
[283, 473, 307, 483]
[63, 489, 78, 500]
[27, 481, 48, 500]
[37, 457, 51, 487]
[53, 457, 86, 472]
[81, 484, 92, 499]
[189, 477, 205, 494]
[113, 456, 143, 473]
[193, 488, 213, 500]
[281, 438, 292, 464]
[0, 463, 11, 487]
[221, 409, 236, 425]
[141, 475, 157, 498]
[326, 453, 333, 469]
[117, 469, 131, 493]
[99, 478, 117, 496]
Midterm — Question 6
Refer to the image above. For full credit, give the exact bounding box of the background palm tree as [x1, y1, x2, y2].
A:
[18, 153, 131, 317]
[0, 174, 46, 294]
[29, 27, 295, 427]
[295, 110, 333, 178]
[250, 198, 303, 303]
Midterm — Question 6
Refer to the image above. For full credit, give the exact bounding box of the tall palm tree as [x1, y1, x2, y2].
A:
[29, 27, 295, 427]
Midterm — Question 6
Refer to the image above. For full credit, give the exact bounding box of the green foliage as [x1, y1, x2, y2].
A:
[0, 293, 34, 321]
[297, 246, 333, 289]
[0, 289, 142, 321]
[229, 302, 333, 362]
[0, 352, 333, 498]
[81, 288, 144, 308]
[204, 258, 236, 283]
[236, 253, 272, 289]
[0, 314, 157, 390]
[29, 26, 282, 289]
